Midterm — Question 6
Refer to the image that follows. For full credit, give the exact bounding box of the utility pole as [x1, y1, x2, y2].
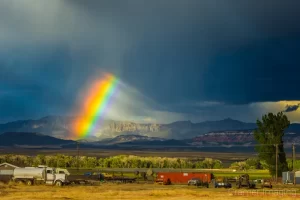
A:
[292, 143, 296, 184]
[77, 141, 80, 172]
[275, 144, 278, 183]
[292, 143, 295, 171]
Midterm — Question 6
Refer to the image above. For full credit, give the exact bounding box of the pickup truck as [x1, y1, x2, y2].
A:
[188, 178, 209, 188]
[215, 182, 232, 188]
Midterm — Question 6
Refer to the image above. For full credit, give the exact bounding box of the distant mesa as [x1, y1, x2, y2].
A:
[0, 116, 300, 147]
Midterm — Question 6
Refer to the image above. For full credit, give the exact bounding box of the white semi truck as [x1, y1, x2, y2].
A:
[12, 166, 69, 186]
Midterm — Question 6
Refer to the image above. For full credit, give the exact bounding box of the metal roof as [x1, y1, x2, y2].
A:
[0, 162, 20, 168]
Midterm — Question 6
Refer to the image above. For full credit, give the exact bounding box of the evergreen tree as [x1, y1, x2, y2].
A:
[254, 112, 289, 176]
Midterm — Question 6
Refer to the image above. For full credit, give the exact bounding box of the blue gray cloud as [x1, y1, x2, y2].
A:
[284, 104, 300, 112]
[0, 0, 300, 123]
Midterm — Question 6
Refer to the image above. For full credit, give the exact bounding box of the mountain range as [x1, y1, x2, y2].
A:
[1, 116, 300, 150]
[0, 116, 261, 140]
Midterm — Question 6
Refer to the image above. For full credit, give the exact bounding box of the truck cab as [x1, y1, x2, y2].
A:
[55, 168, 71, 176]
[37, 166, 69, 186]
[45, 167, 69, 186]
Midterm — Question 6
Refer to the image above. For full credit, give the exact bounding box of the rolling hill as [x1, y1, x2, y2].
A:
[0, 132, 75, 146]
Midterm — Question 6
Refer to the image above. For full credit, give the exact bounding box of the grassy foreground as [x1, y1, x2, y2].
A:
[0, 183, 299, 200]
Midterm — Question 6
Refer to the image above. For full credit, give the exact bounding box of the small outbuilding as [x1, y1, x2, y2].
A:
[282, 171, 300, 185]
[282, 171, 294, 184]
[0, 162, 19, 175]
[294, 171, 300, 184]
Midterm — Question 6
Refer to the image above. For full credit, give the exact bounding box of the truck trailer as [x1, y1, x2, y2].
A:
[155, 172, 213, 185]
[12, 167, 69, 186]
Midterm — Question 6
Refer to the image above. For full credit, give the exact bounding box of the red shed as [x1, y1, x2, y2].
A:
[156, 172, 213, 185]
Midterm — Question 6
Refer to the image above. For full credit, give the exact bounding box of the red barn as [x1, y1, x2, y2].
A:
[155, 172, 213, 185]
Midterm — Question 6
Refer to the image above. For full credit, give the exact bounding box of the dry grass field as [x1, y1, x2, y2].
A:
[0, 183, 299, 200]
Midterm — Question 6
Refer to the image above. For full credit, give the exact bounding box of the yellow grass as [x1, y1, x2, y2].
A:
[0, 183, 298, 200]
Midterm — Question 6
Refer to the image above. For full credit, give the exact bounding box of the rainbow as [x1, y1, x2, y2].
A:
[72, 73, 119, 139]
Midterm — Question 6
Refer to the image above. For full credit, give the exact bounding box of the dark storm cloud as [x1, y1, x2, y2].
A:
[0, 0, 300, 122]
[199, 36, 300, 104]
[284, 104, 300, 112]
[0, 43, 76, 121]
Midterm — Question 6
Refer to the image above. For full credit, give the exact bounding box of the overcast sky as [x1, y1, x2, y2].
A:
[0, 0, 300, 123]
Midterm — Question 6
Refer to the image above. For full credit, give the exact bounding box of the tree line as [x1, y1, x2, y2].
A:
[0, 154, 223, 169]
[1, 154, 298, 172]
[229, 158, 300, 171]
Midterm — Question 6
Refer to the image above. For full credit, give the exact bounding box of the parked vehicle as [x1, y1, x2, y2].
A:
[84, 172, 93, 176]
[214, 178, 232, 188]
[226, 177, 237, 183]
[12, 167, 69, 186]
[102, 172, 113, 178]
[215, 182, 232, 188]
[253, 179, 263, 184]
[261, 179, 272, 189]
[236, 174, 256, 189]
[68, 173, 135, 185]
[155, 172, 213, 185]
[68, 174, 99, 185]
[188, 177, 209, 188]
